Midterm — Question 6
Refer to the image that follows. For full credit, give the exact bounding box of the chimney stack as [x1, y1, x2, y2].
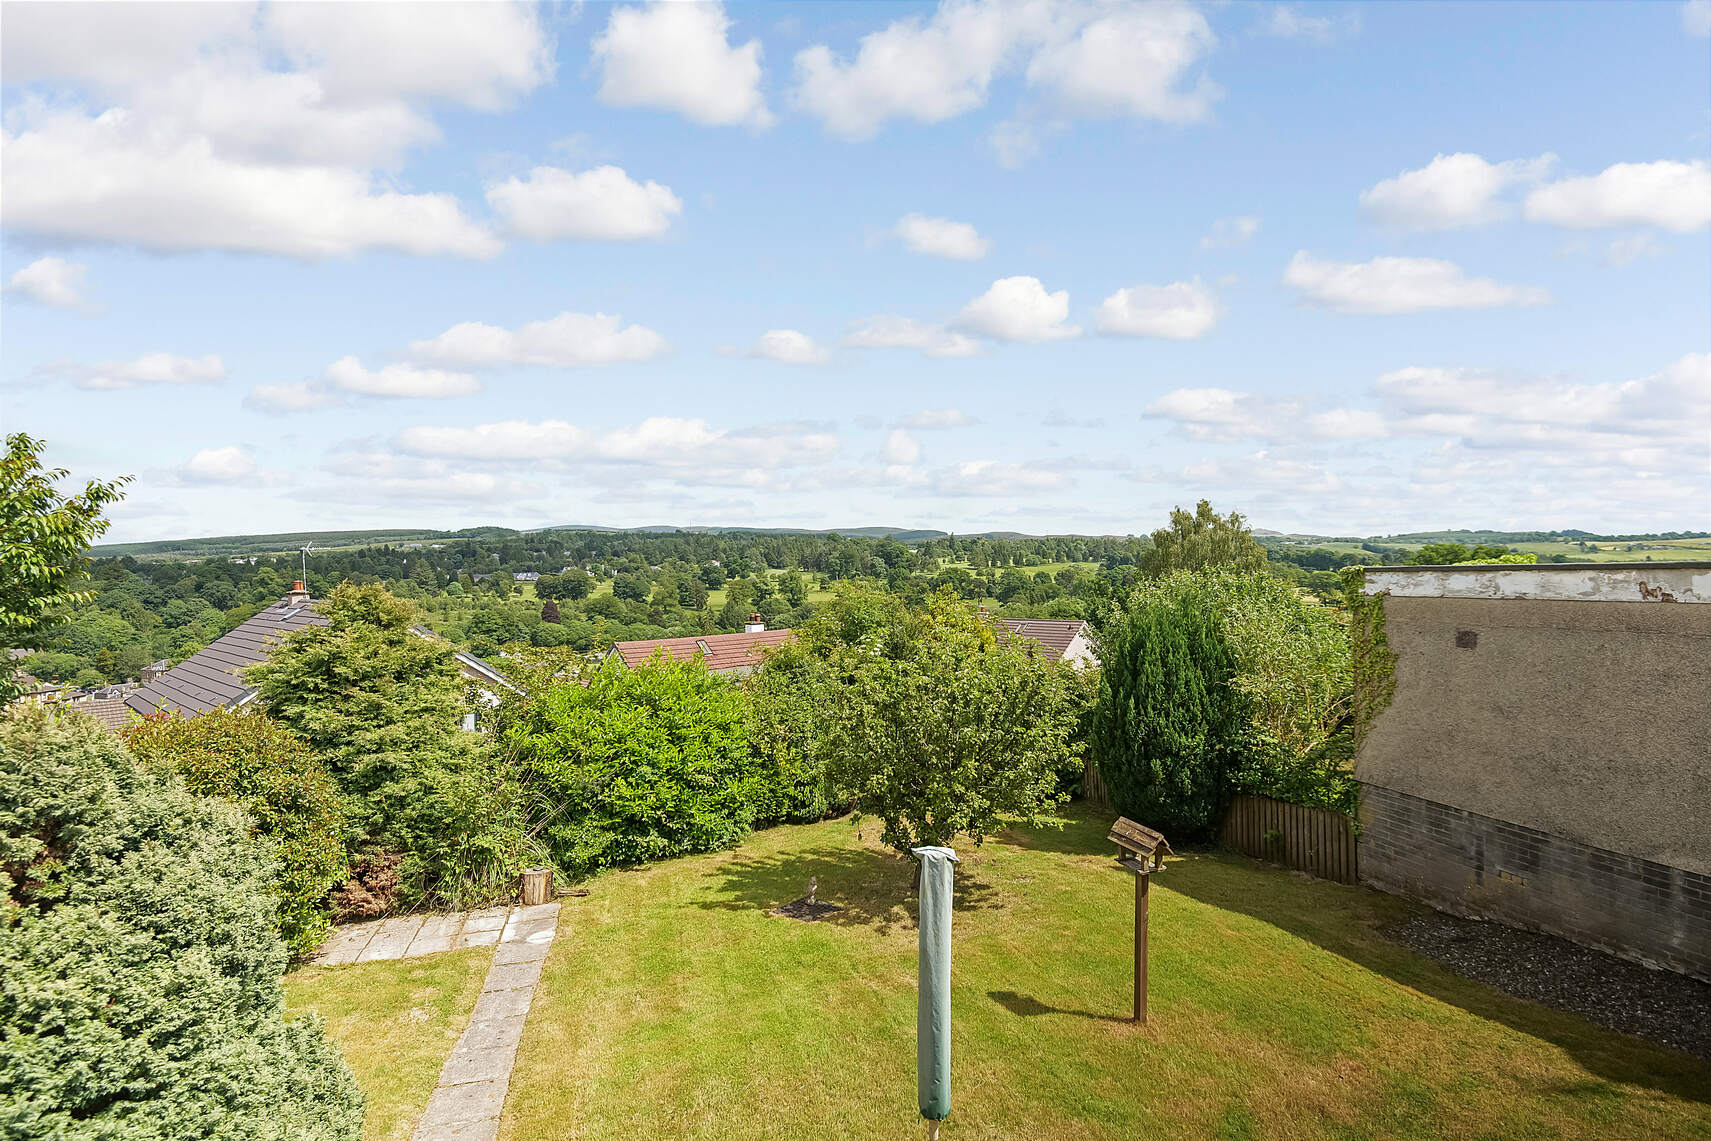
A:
[744, 613, 765, 633]
[288, 580, 310, 605]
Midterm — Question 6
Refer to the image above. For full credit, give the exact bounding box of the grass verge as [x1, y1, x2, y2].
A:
[287, 946, 494, 1141]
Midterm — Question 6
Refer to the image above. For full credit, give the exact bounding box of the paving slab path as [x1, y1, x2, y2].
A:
[307, 903, 563, 1140]
[411, 903, 560, 1141]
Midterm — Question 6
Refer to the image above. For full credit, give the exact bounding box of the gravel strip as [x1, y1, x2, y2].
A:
[1385, 911, 1711, 1059]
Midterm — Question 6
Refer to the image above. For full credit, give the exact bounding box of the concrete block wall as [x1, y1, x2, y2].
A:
[1360, 783, 1711, 982]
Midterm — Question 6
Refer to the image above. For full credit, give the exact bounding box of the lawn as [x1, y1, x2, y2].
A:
[286, 946, 493, 1141]
[500, 806, 1711, 1140]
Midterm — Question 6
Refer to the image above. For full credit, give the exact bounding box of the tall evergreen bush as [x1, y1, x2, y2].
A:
[0, 705, 363, 1140]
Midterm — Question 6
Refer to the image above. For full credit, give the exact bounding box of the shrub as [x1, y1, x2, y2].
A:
[123, 710, 347, 959]
[0, 704, 363, 1139]
[740, 647, 830, 825]
[508, 656, 763, 877]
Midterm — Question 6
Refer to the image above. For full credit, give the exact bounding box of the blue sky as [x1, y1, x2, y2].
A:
[3, 0, 1708, 542]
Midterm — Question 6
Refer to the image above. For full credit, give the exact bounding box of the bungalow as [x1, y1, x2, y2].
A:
[997, 618, 1097, 668]
[513, 571, 541, 583]
[124, 582, 515, 725]
[611, 616, 794, 677]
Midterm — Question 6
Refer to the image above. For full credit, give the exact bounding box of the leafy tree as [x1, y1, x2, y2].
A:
[1, 434, 129, 701]
[0, 704, 363, 1139]
[817, 589, 1084, 854]
[541, 599, 562, 624]
[1409, 542, 1510, 565]
[778, 570, 808, 607]
[507, 657, 764, 877]
[700, 563, 727, 589]
[124, 710, 348, 958]
[1141, 499, 1265, 577]
[613, 572, 650, 602]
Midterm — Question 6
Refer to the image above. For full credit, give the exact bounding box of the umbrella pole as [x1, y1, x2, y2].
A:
[926, 1121, 940, 1141]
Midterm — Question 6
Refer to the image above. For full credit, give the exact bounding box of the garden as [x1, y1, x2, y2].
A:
[4, 436, 1708, 1139]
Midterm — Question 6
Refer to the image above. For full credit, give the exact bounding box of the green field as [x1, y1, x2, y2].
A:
[491, 806, 1710, 1140]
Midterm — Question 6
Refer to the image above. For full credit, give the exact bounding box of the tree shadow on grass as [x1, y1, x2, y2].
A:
[987, 990, 1131, 1024]
[1164, 853, 1711, 1104]
[694, 844, 1003, 935]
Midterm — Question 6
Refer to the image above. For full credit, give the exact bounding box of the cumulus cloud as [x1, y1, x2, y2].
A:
[791, 0, 1216, 142]
[897, 408, 976, 429]
[1360, 152, 1555, 229]
[1524, 160, 1711, 232]
[323, 356, 480, 398]
[841, 316, 982, 358]
[0, 2, 548, 258]
[746, 329, 831, 364]
[883, 429, 922, 464]
[486, 165, 681, 241]
[1201, 215, 1259, 248]
[49, 352, 226, 390]
[1095, 279, 1219, 339]
[411, 311, 669, 367]
[3, 256, 91, 310]
[955, 276, 1079, 341]
[894, 213, 990, 260]
[1283, 251, 1551, 314]
[922, 459, 1073, 497]
[1684, 0, 1711, 37]
[1259, 5, 1359, 42]
[592, 1, 772, 128]
[244, 381, 340, 414]
[177, 446, 258, 484]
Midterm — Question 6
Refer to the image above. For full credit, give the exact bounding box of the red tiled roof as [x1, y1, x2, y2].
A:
[997, 618, 1089, 661]
[612, 628, 796, 673]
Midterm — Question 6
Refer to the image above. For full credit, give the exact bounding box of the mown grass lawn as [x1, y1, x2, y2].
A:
[287, 946, 493, 1141]
[501, 806, 1711, 1140]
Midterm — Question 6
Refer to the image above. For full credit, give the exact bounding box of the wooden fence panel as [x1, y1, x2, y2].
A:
[1219, 794, 1358, 884]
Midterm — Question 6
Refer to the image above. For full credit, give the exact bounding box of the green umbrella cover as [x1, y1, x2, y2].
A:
[912, 845, 959, 1131]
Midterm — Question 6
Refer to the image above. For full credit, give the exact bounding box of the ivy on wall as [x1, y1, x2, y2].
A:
[1339, 566, 1398, 757]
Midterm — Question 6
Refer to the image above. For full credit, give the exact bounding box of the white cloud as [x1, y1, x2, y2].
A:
[4, 256, 91, 310]
[1096, 279, 1219, 339]
[842, 316, 982, 358]
[1360, 152, 1555, 229]
[1145, 388, 1304, 442]
[0, 2, 550, 259]
[955, 276, 1080, 341]
[883, 430, 922, 464]
[324, 356, 480, 398]
[52, 352, 226, 390]
[245, 381, 340, 414]
[1259, 5, 1358, 43]
[1201, 215, 1259, 248]
[1606, 233, 1664, 266]
[486, 165, 682, 241]
[179, 446, 258, 484]
[924, 460, 1072, 497]
[2, 108, 500, 259]
[1283, 251, 1551, 314]
[894, 213, 990, 260]
[1024, 2, 1219, 124]
[746, 330, 831, 365]
[1684, 0, 1711, 37]
[1524, 160, 1711, 232]
[592, 1, 773, 128]
[791, 0, 1216, 142]
[897, 408, 976, 429]
[411, 312, 669, 367]
[1304, 408, 1388, 440]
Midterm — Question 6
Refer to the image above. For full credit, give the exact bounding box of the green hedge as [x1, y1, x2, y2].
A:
[0, 704, 363, 1139]
[124, 710, 347, 959]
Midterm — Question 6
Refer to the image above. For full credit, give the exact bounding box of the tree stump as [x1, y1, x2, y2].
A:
[520, 866, 553, 906]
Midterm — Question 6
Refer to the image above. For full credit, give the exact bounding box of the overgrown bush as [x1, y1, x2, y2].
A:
[740, 647, 830, 825]
[123, 710, 347, 959]
[509, 656, 765, 877]
[247, 582, 528, 909]
[0, 704, 363, 1139]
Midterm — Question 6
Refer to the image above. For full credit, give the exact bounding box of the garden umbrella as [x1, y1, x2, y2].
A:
[913, 845, 959, 1139]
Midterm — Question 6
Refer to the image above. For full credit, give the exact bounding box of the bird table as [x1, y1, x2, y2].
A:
[1107, 817, 1172, 1024]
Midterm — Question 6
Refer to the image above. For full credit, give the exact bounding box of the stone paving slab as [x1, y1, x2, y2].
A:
[412, 902, 560, 1141]
[309, 904, 554, 967]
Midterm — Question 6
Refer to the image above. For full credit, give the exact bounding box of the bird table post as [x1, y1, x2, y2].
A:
[1107, 817, 1171, 1024]
[912, 846, 959, 1140]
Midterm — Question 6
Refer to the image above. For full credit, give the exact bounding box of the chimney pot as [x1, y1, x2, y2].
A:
[288, 580, 310, 604]
[744, 612, 765, 634]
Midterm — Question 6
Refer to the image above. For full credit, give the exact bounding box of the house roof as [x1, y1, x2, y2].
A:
[77, 694, 140, 732]
[125, 596, 327, 718]
[997, 618, 1089, 661]
[612, 628, 795, 673]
